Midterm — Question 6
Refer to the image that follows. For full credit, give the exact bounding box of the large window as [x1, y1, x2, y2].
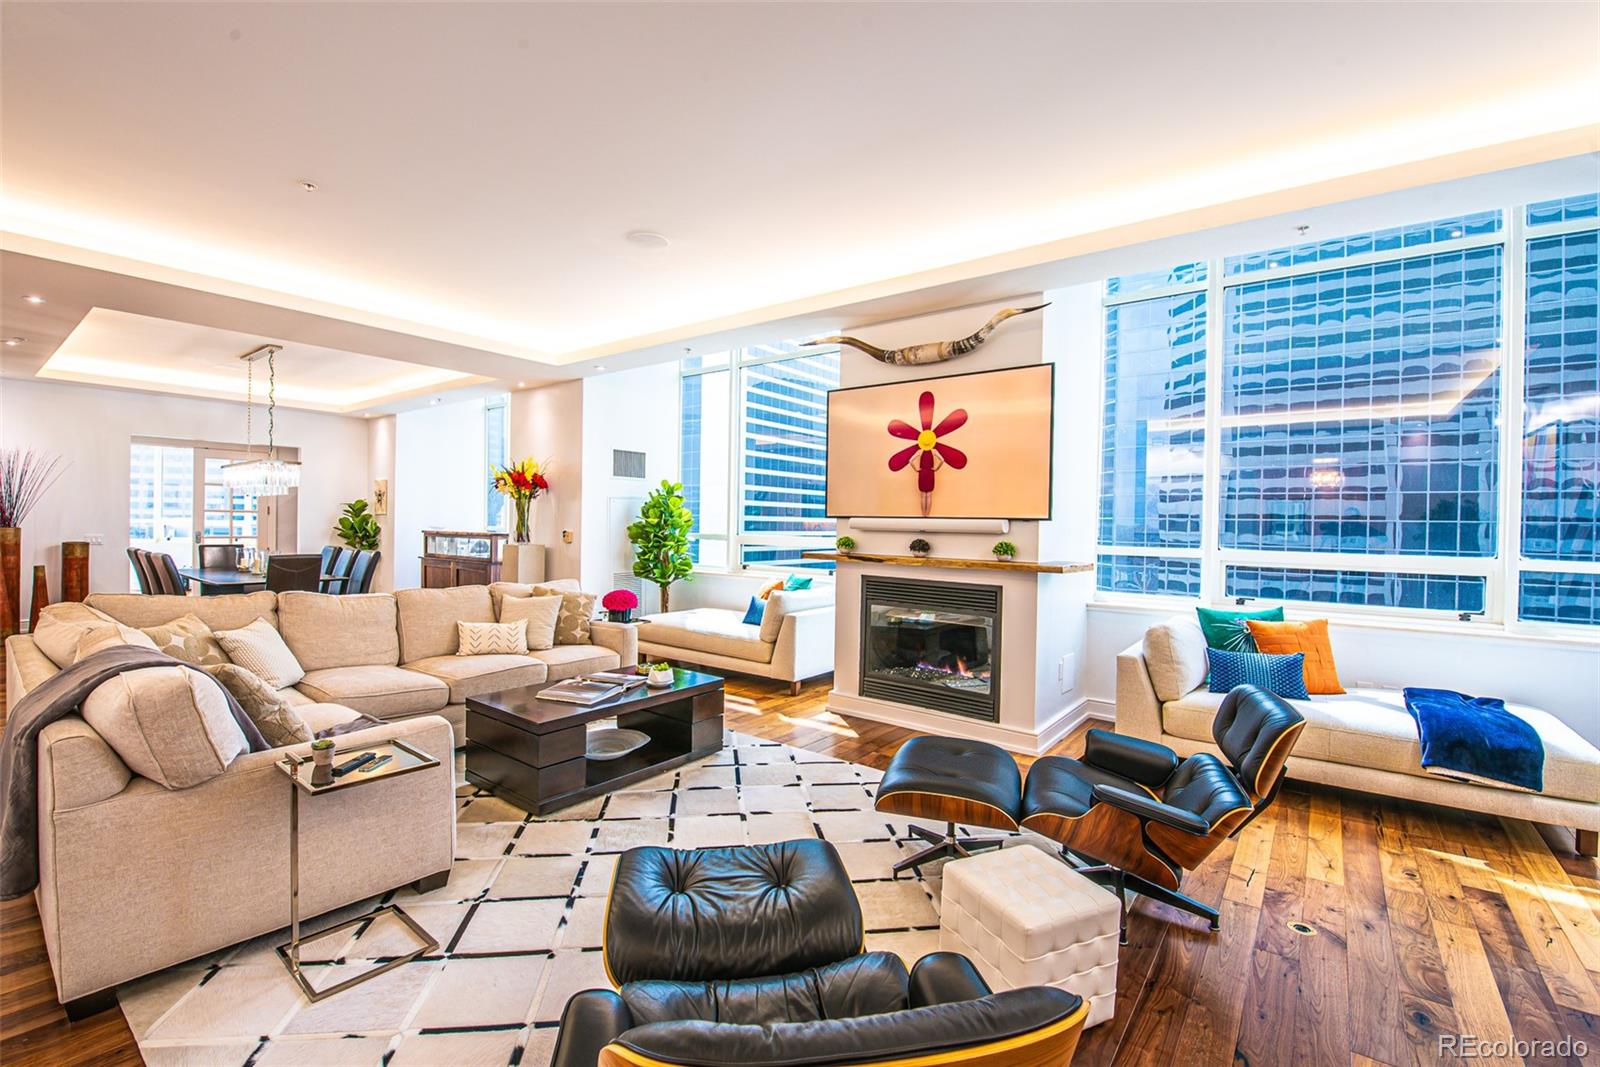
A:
[1098, 197, 1599, 630]
[681, 343, 840, 572]
[484, 395, 510, 531]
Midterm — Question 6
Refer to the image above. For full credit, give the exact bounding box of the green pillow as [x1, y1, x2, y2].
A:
[783, 575, 814, 591]
[1195, 606, 1284, 652]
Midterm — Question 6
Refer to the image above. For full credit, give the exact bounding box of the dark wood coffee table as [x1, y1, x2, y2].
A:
[464, 668, 725, 814]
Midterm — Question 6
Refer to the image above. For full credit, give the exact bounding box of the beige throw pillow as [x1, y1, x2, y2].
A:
[499, 593, 562, 651]
[553, 592, 596, 646]
[82, 666, 248, 789]
[142, 613, 231, 667]
[74, 623, 159, 663]
[205, 664, 312, 747]
[457, 619, 528, 656]
[32, 603, 118, 668]
[213, 617, 306, 689]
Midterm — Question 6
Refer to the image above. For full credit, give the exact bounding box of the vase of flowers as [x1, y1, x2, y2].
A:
[602, 588, 639, 623]
[492, 458, 550, 543]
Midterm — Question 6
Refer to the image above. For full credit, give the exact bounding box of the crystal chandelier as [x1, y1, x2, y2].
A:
[222, 344, 302, 496]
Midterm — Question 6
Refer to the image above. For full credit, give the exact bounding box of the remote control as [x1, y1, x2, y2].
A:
[358, 755, 393, 774]
[332, 752, 377, 778]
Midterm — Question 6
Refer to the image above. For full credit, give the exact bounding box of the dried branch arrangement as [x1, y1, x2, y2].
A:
[0, 448, 66, 527]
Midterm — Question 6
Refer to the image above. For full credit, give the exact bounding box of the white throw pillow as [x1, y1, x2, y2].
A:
[498, 593, 561, 651]
[457, 619, 528, 656]
[213, 617, 306, 689]
[82, 666, 248, 789]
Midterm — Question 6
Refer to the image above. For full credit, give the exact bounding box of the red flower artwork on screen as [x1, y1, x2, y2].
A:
[887, 390, 968, 517]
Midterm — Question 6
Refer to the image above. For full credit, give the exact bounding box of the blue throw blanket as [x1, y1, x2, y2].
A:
[1402, 687, 1544, 793]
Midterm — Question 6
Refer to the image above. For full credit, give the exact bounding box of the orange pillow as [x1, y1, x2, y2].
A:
[1246, 618, 1344, 694]
[756, 579, 785, 601]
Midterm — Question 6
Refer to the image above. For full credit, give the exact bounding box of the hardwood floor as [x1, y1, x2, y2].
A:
[2, 666, 1596, 1066]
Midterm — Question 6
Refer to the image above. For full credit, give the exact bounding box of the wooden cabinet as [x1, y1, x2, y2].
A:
[420, 530, 505, 588]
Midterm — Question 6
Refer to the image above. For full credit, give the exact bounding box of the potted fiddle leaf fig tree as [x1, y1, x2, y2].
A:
[628, 480, 695, 613]
[335, 499, 381, 551]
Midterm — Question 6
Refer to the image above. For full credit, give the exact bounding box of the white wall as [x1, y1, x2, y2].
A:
[0, 377, 368, 597]
[365, 414, 397, 592]
[508, 380, 583, 580]
[391, 398, 487, 590]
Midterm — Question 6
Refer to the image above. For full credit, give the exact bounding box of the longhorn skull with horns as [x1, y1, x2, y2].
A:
[800, 303, 1050, 366]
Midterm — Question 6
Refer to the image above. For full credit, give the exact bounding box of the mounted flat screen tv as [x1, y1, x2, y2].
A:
[826, 363, 1054, 520]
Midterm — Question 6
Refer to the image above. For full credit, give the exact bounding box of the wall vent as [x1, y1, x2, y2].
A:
[613, 450, 647, 479]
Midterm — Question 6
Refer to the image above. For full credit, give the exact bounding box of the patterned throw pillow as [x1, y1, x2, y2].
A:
[74, 623, 159, 663]
[553, 592, 597, 645]
[1195, 606, 1285, 653]
[1246, 618, 1344, 694]
[213, 618, 306, 689]
[457, 619, 528, 656]
[499, 593, 562, 651]
[1206, 648, 1309, 700]
[205, 664, 312, 747]
[142, 614, 231, 667]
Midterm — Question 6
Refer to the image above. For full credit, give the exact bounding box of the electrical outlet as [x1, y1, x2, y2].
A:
[84, 534, 104, 546]
[1058, 653, 1077, 695]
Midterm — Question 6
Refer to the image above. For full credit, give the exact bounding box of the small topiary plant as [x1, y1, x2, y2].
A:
[992, 540, 1018, 559]
[908, 538, 931, 556]
[835, 535, 857, 552]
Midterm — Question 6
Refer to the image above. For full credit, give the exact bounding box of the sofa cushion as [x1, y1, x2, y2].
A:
[499, 593, 561, 650]
[403, 654, 549, 703]
[1143, 616, 1209, 703]
[85, 591, 278, 632]
[532, 644, 623, 681]
[277, 685, 314, 707]
[757, 588, 834, 644]
[488, 579, 581, 616]
[395, 586, 495, 662]
[213, 618, 305, 689]
[32, 603, 117, 668]
[204, 663, 312, 747]
[140, 614, 231, 667]
[277, 591, 400, 671]
[296, 665, 449, 718]
[81, 666, 248, 789]
[75, 623, 159, 663]
[1162, 687, 1600, 805]
[296, 702, 369, 735]
[639, 609, 774, 663]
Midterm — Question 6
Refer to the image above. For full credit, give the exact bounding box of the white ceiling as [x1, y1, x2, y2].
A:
[2, 1, 1596, 378]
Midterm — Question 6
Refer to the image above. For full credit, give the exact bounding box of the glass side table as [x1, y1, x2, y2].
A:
[274, 738, 442, 1002]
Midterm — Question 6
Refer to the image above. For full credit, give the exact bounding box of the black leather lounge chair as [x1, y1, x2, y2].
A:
[1022, 684, 1306, 942]
[550, 838, 1088, 1067]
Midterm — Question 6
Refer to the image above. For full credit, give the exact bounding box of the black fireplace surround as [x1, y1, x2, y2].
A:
[859, 576, 1001, 722]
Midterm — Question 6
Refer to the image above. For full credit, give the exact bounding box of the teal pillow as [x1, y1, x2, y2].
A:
[740, 596, 765, 626]
[783, 575, 813, 591]
[1206, 648, 1309, 700]
[1196, 606, 1284, 652]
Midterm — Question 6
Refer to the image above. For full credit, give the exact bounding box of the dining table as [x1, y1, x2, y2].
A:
[176, 568, 349, 596]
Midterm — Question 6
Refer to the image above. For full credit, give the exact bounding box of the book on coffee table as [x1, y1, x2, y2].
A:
[538, 679, 629, 705]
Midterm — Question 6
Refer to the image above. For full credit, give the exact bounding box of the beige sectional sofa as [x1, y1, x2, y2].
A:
[1117, 614, 1600, 851]
[4, 579, 636, 1016]
[638, 586, 834, 694]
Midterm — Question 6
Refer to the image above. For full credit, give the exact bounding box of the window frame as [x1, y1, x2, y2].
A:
[680, 344, 840, 575]
[1096, 201, 1599, 637]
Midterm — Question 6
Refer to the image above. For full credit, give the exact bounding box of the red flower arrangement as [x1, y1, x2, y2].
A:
[886, 390, 968, 517]
[602, 588, 640, 622]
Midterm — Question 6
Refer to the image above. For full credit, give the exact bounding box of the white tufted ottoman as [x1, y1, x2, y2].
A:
[940, 843, 1120, 1026]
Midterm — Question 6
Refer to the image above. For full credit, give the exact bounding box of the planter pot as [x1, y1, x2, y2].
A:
[62, 541, 89, 603]
[994, 554, 1014, 562]
[310, 747, 335, 787]
[28, 565, 47, 631]
[0, 527, 19, 640]
[606, 608, 635, 623]
[910, 549, 930, 558]
[646, 667, 675, 689]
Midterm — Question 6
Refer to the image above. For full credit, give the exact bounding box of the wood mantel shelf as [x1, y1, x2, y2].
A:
[801, 551, 1092, 574]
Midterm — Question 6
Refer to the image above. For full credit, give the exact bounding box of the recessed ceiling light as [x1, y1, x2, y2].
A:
[517, 380, 527, 388]
[4, 337, 24, 346]
[22, 294, 44, 305]
[430, 396, 443, 405]
[624, 230, 670, 250]
[593, 365, 605, 371]
[362, 412, 371, 418]
[297, 179, 319, 192]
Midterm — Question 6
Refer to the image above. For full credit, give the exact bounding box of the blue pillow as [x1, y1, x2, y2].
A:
[741, 596, 765, 626]
[783, 575, 813, 591]
[1206, 648, 1309, 700]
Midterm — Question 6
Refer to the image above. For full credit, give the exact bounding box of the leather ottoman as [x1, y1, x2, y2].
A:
[875, 736, 1022, 874]
[940, 843, 1120, 1027]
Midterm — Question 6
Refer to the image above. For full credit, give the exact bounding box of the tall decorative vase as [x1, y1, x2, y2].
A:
[0, 527, 19, 640]
[513, 496, 532, 544]
[28, 566, 48, 632]
[61, 541, 89, 603]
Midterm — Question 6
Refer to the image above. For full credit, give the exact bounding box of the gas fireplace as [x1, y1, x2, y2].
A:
[860, 576, 1000, 721]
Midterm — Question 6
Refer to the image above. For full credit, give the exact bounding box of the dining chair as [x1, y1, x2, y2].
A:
[265, 553, 323, 593]
[153, 552, 190, 596]
[127, 548, 155, 594]
[345, 549, 381, 594]
[328, 546, 358, 593]
[318, 545, 340, 592]
[197, 543, 242, 571]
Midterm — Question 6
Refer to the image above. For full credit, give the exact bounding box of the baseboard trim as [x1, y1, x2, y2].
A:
[825, 690, 1106, 755]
